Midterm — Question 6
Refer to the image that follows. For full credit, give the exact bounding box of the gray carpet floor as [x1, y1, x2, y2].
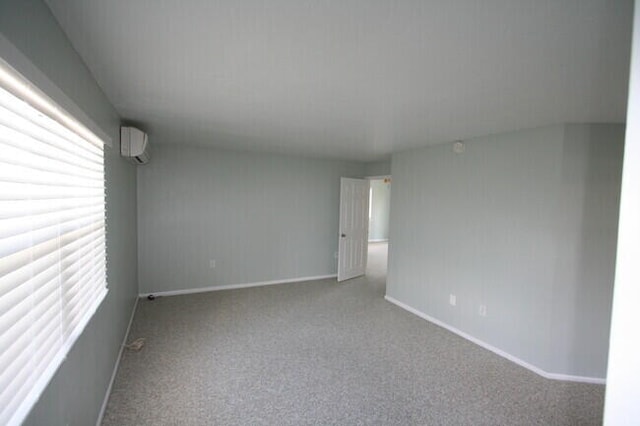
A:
[103, 243, 604, 425]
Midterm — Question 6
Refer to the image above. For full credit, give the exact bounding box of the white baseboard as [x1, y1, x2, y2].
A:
[139, 274, 338, 298]
[368, 239, 389, 243]
[96, 296, 139, 426]
[384, 295, 605, 385]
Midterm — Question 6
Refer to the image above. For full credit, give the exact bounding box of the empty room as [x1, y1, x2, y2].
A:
[1, 0, 639, 425]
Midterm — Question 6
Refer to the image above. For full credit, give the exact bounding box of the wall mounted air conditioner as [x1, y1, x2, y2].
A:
[120, 126, 150, 164]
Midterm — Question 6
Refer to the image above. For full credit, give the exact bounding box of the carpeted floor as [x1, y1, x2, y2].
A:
[103, 242, 604, 425]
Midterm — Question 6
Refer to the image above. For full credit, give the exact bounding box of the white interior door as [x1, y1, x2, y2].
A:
[338, 178, 370, 281]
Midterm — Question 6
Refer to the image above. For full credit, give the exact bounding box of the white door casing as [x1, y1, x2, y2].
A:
[338, 178, 370, 281]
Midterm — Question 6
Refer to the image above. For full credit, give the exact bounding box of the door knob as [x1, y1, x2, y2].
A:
[341, 233, 346, 237]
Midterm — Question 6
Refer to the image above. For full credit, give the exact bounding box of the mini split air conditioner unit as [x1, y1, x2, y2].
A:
[120, 126, 150, 164]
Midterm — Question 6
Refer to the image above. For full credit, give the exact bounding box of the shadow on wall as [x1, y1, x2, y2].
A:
[556, 124, 624, 377]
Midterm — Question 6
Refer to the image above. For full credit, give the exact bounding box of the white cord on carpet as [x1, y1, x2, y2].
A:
[124, 337, 145, 351]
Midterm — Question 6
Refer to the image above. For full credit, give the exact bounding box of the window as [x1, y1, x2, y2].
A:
[0, 61, 107, 426]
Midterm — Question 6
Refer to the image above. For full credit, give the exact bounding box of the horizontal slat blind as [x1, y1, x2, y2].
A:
[0, 79, 107, 426]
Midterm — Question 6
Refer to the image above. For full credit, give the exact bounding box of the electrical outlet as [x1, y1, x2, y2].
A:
[209, 259, 216, 269]
[479, 305, 487, 317]
[449, 294, 456, 306]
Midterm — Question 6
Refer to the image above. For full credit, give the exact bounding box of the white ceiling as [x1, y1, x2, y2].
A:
[45, 0, 632, 161]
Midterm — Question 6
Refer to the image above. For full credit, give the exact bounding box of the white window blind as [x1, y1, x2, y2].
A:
[0, 67, 107, 426]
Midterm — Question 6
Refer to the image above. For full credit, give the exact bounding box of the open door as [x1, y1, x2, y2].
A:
[338, 178, 370, 281]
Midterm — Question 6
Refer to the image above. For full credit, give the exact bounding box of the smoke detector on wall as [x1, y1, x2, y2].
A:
[453, 141, 465, 154]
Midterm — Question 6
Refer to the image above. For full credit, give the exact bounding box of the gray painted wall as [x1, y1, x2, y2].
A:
[387, 124, 623, 378]
[368, 179, 390, 241]
[138, 144, 364, 294]
[0, 0, 138, 424]
[365, 159, 391, 177]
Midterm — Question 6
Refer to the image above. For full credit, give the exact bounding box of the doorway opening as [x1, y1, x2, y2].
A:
[366, 177, 390, 280]
[337, 175, 391, 284]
